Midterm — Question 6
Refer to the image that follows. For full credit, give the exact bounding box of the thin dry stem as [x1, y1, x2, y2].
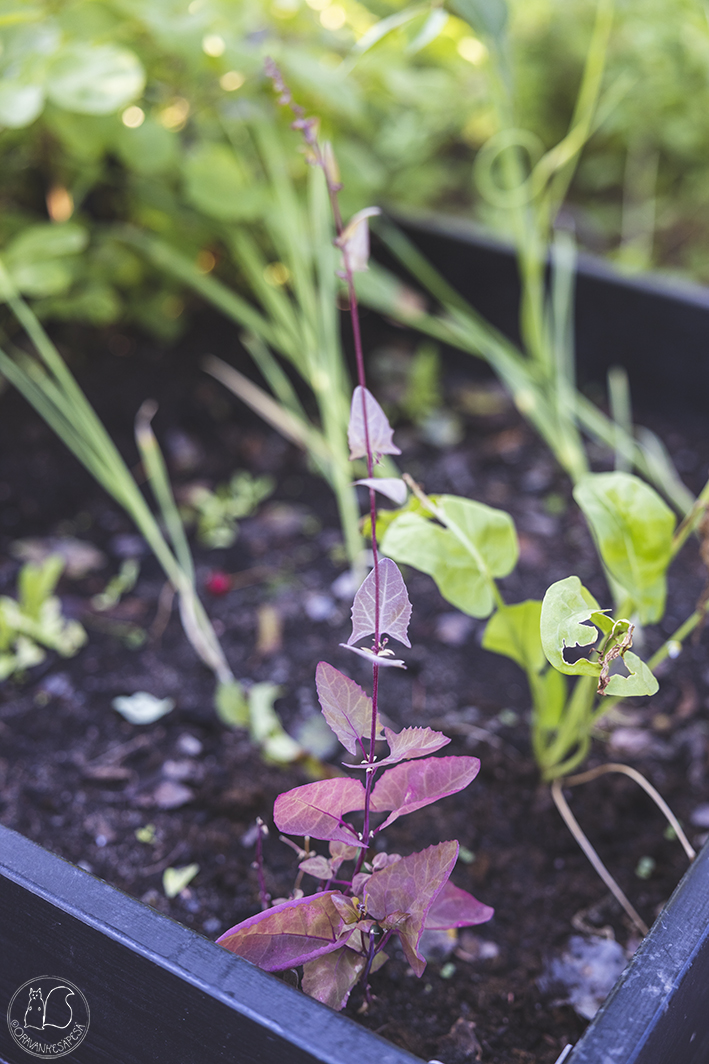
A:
[551, 778, 649, 937]
[565, 762, 696, 861]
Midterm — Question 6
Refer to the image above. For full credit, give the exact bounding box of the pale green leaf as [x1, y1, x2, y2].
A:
[446, 0, 508, 42]
[215, 680, 249, 728]
[0, 81, 44, 127]
[5, 222, 89, 263]
[163, 863, 199, 899]
[482, 600, 545, 673]
[540, 575, 604, 677]
[8, 260, 74, 297]
[248, 681, 302, 763]
[47, 44, 145, 115]
[381, 496, 517, 618]
[573, 472, 675, 625]
[529, 666, 568, 729]
[115, 117, 177, 175]
[112, 691, 175, 724]
[604, 650, 659, 698]
[182, 143, 266, 221]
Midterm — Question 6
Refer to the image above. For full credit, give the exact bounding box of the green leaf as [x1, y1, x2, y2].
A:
[604, 650, 658, 698]
[446, 0, 508, 42]
[540, 577, 657, 698]
[3, 222, 88, 298]
[182, 143, 266, 221]
[47, 43, 145, 115]
[163, 863, 199, 899]
[381, 496, 517, 618]
[215, 679, 249, 728]
[18, 556, 63, 620]
[540, 575, 605, 677]
[529, 666, 567, 729]
[573, 472, 675, 624]
[482, 600, 545, 673]
[5, 222, 88, 262]
[248, 681, 302, 763]
[115, 117, 178, 175]
[0, 81, 44, 127]
[9, 260, 74, 297]
[111, 691, 175, 724]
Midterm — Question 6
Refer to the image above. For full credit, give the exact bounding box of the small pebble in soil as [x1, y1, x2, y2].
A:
[456, 931, 500, 962]
[608, 727, 654, 757]
[539, 935, 629, 1020]
[162, 759, 196, 781]
[690, 803, 709, 828]
[39, 672, 76, 701]
[151, 780, 195, 809]
[303, 592, 337, 622]
[110, 533, 148, 558]
[176, 733, 203, 756]
[435, 612, 475, 646]
[435, 1017, 482, 1062]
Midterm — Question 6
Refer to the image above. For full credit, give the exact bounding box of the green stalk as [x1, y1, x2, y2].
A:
[540, 675, 597, 780]
[0, 264, 234, 689]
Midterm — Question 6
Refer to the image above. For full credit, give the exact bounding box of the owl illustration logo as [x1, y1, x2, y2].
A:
[23, 984, 74, 1031]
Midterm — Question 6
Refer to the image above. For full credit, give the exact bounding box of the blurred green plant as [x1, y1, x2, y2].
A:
[0, 268, 241, 712]
[0, 555, 86, 680]
[120, 121, 383, 571]
[375, 469, 706, 781]
[2, 0, 708, 352]
[357, 0, 698, 526]
[181, 471, 274, 549]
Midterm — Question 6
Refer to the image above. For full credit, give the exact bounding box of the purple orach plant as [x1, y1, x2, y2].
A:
[217, 64, 493, 1011]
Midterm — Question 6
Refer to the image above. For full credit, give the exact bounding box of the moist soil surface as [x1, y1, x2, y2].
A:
[1, 316, 708, 1064]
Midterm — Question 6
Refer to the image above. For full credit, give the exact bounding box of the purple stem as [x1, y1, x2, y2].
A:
[267, 61, 384, 878]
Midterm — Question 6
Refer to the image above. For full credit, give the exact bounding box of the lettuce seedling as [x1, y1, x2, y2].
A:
[0, 555, 86, 680]
[216, 68, 493, 1009]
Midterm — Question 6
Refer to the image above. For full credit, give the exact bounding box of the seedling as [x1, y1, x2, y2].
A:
[0, 303, 244, 717]
[0, 555, 86, 680]
[216, 70, 493, 1009]
[180, 471, 274, 549]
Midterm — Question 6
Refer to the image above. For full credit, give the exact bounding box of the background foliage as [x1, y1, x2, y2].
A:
[2, 0, 709, 341]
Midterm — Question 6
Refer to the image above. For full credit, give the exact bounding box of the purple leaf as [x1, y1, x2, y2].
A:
[371, 851, 402, 870]
[353, 478, 408, 506]
[339, 644, 406, 668]
[301, 945, 367, 1010]
[274, 777, 367, 846]
[424, 880, 494, 930]
[299, 855, 333, 880]
[315, 662, 382, 756]
[365, 841, 459, 976]
[351, 871, 371, 896]
[370, 755, 480, 831]
[217, 891, 351, 969]
[328, 840, 360, 870]
[377, 726, 451, 767]
[302, 937, 389, 1010]
[348, 386, 402, 461]
[348, 558, 412, 648]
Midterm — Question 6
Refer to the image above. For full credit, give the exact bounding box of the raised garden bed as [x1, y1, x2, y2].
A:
[1, 220, 708, 1063]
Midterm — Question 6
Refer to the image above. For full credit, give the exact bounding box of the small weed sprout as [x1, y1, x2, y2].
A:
[180, 471, 274, 549]
[216, 67, 493, 1010]
[0, 556, 86, 680]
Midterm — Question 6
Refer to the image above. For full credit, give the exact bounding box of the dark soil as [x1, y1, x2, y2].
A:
[1, 317, 708, 1064]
